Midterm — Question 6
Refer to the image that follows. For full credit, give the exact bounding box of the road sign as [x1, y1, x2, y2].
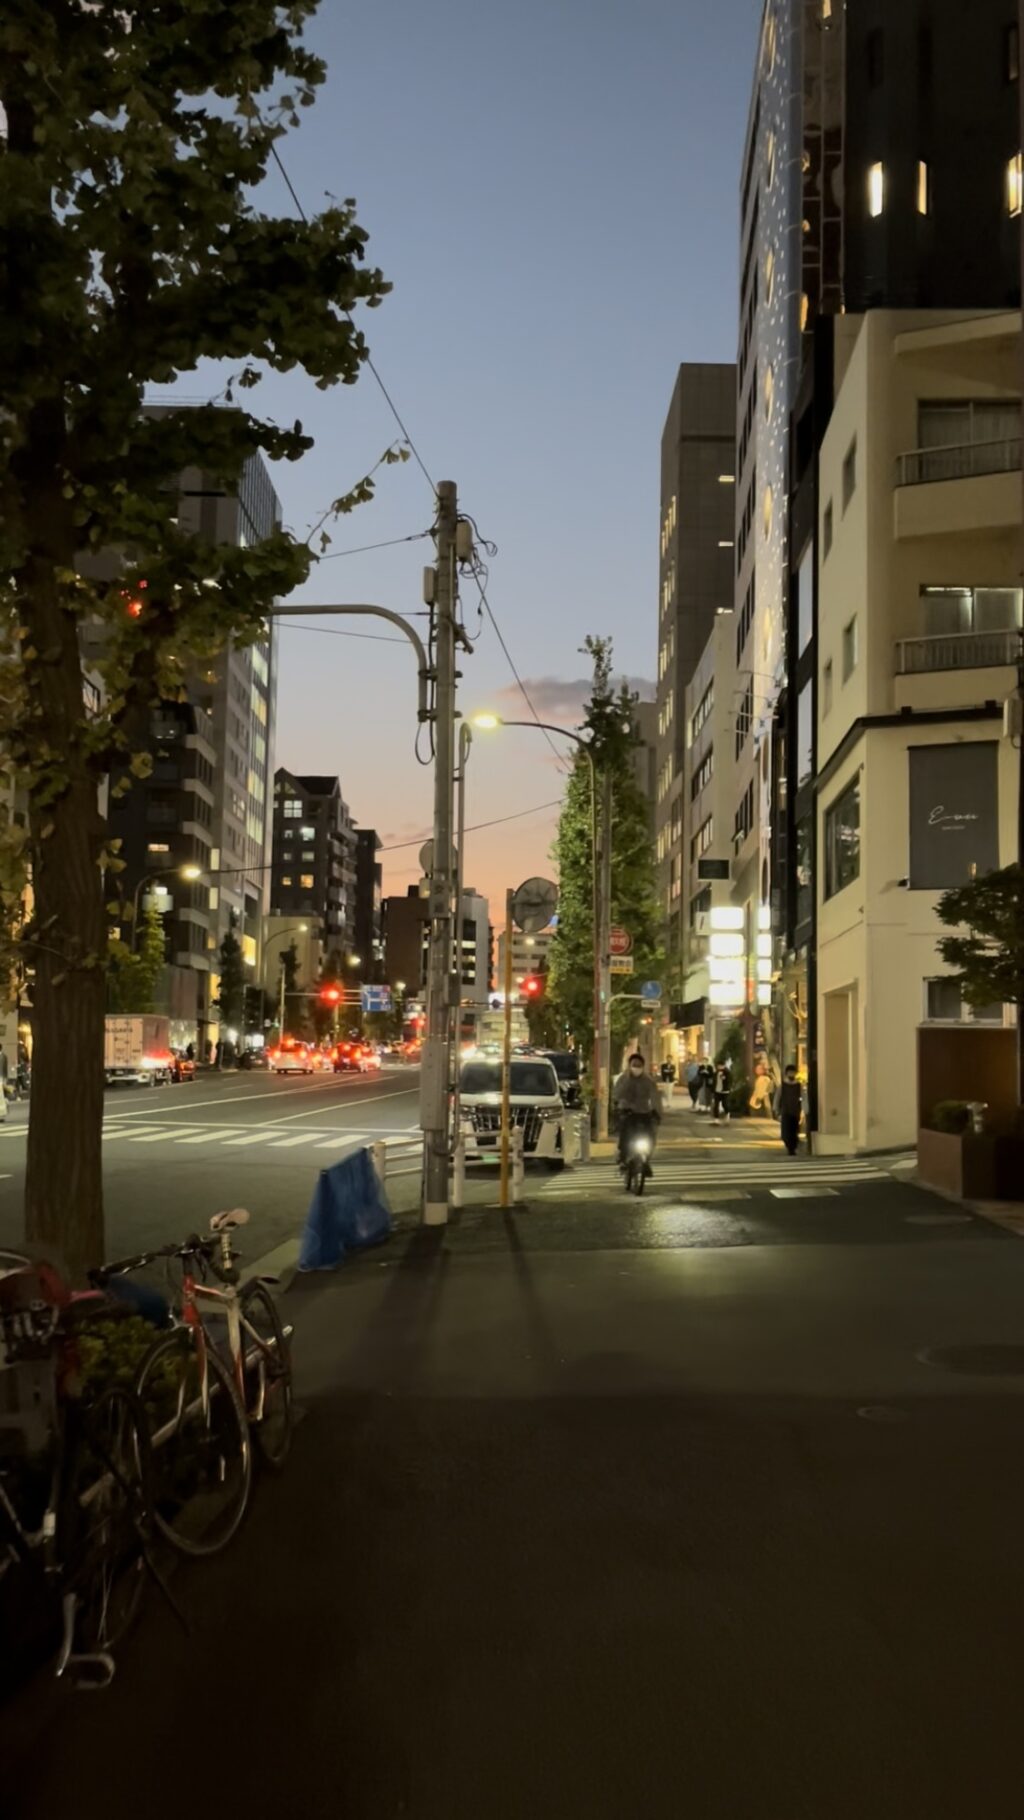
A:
[640, 980, 662, 1003]
[609, 926, 632, 956]
[609, 954, 635, 975]
[361, 985, 393, 1014]
[512, 876, 558, 934]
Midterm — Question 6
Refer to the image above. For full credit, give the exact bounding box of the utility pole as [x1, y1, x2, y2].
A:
[500, 889, 514, 1206]
[596, 769, 613, 1140]
[421, 480, 458, 1225]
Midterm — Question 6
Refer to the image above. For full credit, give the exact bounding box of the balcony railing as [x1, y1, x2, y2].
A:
[895, 437, 1022, 487]
[894, 628, 1020, 675]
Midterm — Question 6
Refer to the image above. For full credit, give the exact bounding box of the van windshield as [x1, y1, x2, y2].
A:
[460, 1060, 558, 1099]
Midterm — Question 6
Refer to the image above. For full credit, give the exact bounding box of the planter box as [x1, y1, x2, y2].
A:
[917, 1128, 1024, 1201]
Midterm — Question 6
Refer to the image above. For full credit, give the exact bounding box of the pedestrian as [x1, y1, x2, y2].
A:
[698, 1061, 714, 1114]
[777, 1064, 803, 1157]
[712, 1060, 731, 1122]
[185, 1041, 195, 1062]
[686, 1058, 700, 1108]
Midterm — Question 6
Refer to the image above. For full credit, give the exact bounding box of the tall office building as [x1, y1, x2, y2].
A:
[730, 0, 1021, 1079]
[354, 829, 384, 975]
[654, 365, 736, 985]
[105, 436, 280, 1047]
[269, 769, 358, 954]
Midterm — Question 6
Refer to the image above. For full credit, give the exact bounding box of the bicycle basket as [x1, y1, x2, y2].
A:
[0, 1267, 61, 1365]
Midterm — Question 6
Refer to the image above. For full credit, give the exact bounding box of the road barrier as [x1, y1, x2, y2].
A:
[298, 1148, 392, 1271]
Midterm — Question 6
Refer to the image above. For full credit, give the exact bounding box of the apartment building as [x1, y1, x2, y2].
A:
[383, 884, 491, 1006]
[354, 829, 384, 974]
[815, 308, 1020, 1152]
[269, 770, 358, 955]
[654, 365, 736, 982]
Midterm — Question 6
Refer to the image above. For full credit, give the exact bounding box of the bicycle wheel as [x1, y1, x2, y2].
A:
[239, 1282, 293, 1468]
[65, 1387, 151, 1656]
[136, 1330, 251, 1557]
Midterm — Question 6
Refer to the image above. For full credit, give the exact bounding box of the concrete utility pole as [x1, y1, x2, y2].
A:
[596, 769, 614, 1140]
[421, 481, 459, 1225]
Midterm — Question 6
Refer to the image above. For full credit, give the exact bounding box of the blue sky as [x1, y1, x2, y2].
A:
[259, 0, 760, 916]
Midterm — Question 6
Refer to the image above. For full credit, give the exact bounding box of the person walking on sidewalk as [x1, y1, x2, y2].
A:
[712, 1060, 732, 1122]
[777, 1065, 804, 1157]
[613, 1053, 663, 1173]
[685, 1058, 701, 1108]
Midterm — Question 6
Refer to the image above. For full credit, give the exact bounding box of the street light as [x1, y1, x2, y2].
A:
[347, 954, 362, 968]
[472, 711, 606, 1134]
[131, 863, 202, 951]
[263, 923, 310, 1035]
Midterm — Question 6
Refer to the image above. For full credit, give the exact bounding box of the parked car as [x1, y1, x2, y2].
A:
[537, 1049, 582, 1109]
[270, 1041, 315, 1075]
[457, 1054, 565, 1170]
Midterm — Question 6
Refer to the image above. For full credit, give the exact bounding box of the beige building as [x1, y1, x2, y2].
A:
[815, 309, 1020, 1153]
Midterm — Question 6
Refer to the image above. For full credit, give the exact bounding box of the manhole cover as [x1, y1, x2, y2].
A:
[856, 1405, 909, 1424]
[917, 1344, 1024, 1377]
[904, 1212, 972, 1226]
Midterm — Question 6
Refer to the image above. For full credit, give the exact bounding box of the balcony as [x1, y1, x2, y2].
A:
[895, 437, 1022, 488]
[895, 629, 1020, 675]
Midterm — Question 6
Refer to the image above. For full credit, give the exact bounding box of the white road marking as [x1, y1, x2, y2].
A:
[221, 1131, 284, 1148]
[267, 1133, 324, 1149]
[102, 1126, 161, 1142]
[128, 1128, 206, 1144]
[100, 1071, 417, 1123]
[312, 1132, 369, 1150]
[175, 1130, 246, 1147]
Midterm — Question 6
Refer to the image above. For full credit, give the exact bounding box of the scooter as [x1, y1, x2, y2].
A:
[622, 1118, 655, 1197]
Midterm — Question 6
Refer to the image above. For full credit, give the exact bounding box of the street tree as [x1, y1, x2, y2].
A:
[936, 864, 1024, 1097]
[279, 940, 302, 1039]
[547, 638, 663, 1065]
[213, 916, 247, 1040]
[0, 2, 390, 1274]
[107, 902, 167, 1015]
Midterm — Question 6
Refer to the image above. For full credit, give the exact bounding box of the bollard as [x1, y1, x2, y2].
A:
[371, 1140, 387, 1185]
[578, 1112, 591, 1163]
[512, 1126, 525, 1205]
[452, 1136, 466, 1209]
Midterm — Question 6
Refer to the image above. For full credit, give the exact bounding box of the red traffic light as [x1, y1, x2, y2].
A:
[319, 985, 341, 1004]
[522, 976, 542, 997]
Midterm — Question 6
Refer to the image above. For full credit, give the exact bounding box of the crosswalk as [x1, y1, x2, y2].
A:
[538, 1152, 914, 1199]
[0, 1119, 421, 1164]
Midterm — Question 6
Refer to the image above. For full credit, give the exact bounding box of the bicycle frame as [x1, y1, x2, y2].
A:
[176, 1232, 281, 1428]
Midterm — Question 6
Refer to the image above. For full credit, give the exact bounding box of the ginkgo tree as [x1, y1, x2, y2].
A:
[0, 1, 393, 1276]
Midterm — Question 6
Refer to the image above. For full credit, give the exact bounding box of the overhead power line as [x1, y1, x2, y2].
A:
[379, 799, 563, 852]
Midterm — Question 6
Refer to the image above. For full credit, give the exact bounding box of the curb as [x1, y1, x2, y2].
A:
[900, 1167, 1024, 1238]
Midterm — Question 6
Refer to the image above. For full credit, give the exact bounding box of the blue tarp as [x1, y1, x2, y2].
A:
[298, 1147, 393, 1272]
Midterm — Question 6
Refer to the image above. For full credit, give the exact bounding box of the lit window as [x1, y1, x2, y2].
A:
[916, 161, 930, 215]
[300, 825, 315, 839]
[763, 486, 774, 539]
[823, 660, 833, 717]
[300, 874, 314, 888]
[765, 247, 775, 304]
[718, 539, 734, 549]
[764, 10, 777, 74]
[147, 842, 170, 854]
[868, 162, 885, 217]
[284, 798, 302, 819]
[718, 473, 735, 485]
[764, 364, 774, 420]
[280, 875, 292, 887]
[1008, 153, 1023, 217]
[821, 0, 832, 17]
[842, 616, 858, 681]
[800, 292, 810, 332]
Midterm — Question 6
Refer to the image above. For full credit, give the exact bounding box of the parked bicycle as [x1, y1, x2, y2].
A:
[92, 1210, 292, 1558]
[0, 1249, 157, 1689]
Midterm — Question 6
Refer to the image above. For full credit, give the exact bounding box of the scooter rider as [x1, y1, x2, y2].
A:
[613, 1052, 663, 1172]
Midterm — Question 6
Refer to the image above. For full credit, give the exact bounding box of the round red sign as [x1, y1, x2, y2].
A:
[609, 926, 632, 957]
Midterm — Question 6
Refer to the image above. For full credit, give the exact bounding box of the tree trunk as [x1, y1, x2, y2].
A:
[22, 552, 108, 1283]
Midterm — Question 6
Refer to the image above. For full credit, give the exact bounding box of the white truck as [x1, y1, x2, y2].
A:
[104, 1014, 173, 1087]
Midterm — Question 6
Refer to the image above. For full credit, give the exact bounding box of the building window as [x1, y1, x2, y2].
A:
[824, 776, 861, 900]
[735, 680, 755, 760]
[920, 584, 1023, 635]
[763, 485, 774, 539]
[1008, 152, 1023, 216]
[300, 824, 315, 840]
[823, 659, 833, 717]
[823, 501, 834, 557]
[866, 28, 884, 87]
[302, 849, 315, 862]
[284, 798, 302, 819]
[691, 749, 714, 800]
[916, 160, 930, 215]
[299, 874, 314, 889]
[842, 617, 859, 680]
[764, 363, 774, 420]
[1006, 22, 1020, 82]
[867, 161, 885, 217]
[690, 682, 714, 742]
[925, 978, 962, 1022]
[797, 681, 813, 786]
[734, 782, 755, 847]
[842, 439, 857, 510]
[147, 842, 170, 855]
[689, 887, 712, 930]
[691, 818, 714, 863]
[280, 875, 292, 887]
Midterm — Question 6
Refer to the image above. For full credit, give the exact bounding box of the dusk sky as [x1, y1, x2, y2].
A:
[256, 0, 760, 924]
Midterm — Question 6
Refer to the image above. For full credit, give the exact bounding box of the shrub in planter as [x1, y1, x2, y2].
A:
[928, 1100, 971, 1135]
[728, 1077, 752, 1119]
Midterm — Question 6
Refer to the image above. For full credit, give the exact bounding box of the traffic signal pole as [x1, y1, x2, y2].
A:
[596, 769, 614, 1140]
[422, 481, 459, 1226]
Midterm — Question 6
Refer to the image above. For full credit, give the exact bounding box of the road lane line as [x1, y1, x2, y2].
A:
[221, 1131, 287, 1148]
[254, 1088, 418, 1129]
[103, 1126, 162, 1142]
[312, 1133, 369, 1150]
[175, 1130, 246, 1147]
[266, 1133, 323, 1149]
[128, 1128, 207, 1144]
[100, 1071, 416, 1123]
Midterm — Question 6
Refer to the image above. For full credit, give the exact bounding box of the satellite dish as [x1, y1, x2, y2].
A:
[512, 876, 558, 935]
[419, 839, 457, 876]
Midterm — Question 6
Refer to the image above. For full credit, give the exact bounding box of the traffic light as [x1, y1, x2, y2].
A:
[319, 984, 341, 1005]
[120, 579, 148, 618]
[522, 975, 543, 998]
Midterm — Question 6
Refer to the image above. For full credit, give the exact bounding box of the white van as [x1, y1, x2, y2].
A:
[458, 1054, 565, 1169]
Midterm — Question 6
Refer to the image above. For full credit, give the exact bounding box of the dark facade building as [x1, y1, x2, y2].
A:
[382, 887, 428, 995]
[738, 0, 1024, 1096]
[654, 364, 736, 983]
[354, 829, 383, 974]
[269, 770, 357, 953]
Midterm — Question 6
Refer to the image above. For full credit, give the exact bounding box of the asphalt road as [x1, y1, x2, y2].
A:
[3, 1164, 1024, 1817]
[0, 1064, 422, 1265]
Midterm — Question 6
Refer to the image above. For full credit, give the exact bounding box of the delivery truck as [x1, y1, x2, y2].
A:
[104, 1014, 173, 1086]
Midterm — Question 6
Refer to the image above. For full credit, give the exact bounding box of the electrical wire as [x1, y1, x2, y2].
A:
[317, 530, 432, 562]
[278, 623, 409, 647]
[378, 799, 563, 852]
[269, 142, 436, 497]
[468, 564, 570, 773]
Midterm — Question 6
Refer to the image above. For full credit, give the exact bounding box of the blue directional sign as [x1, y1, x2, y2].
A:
[361, 985, 393, 1014]
[640, 980, 663, 1004]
